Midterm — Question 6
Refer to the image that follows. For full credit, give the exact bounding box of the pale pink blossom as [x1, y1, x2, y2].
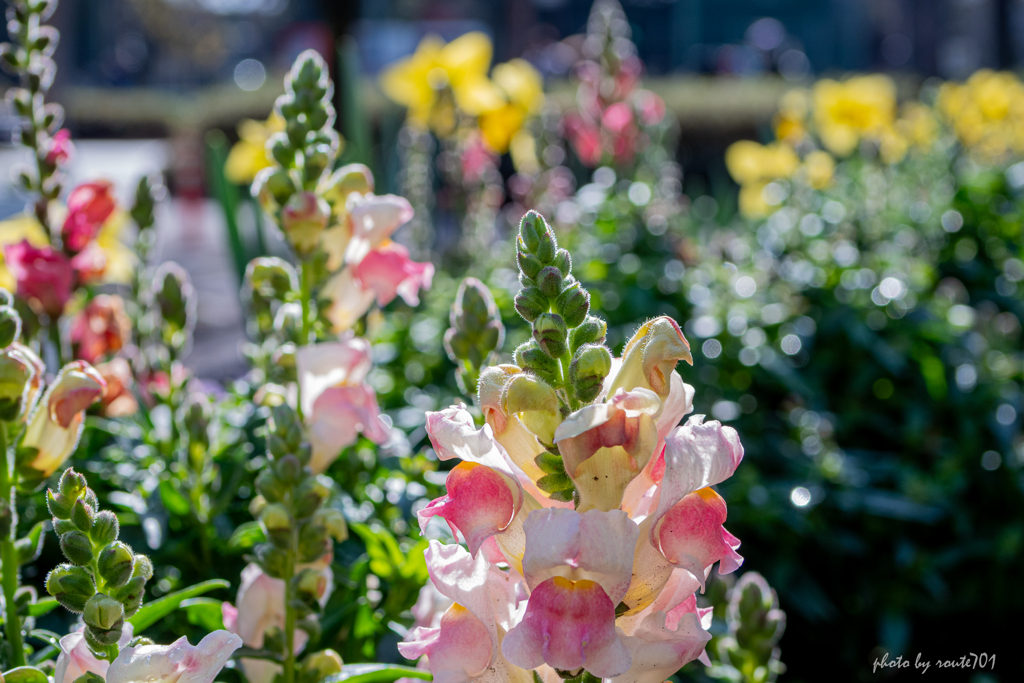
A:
[344, 193, 414, 264]
[354, 241, 434, 307]
[105, 631, 242, 683]
[54, 624, 134, 683]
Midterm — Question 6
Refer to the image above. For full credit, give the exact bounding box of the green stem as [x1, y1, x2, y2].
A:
[0, 425, 25, 667]
[296, 260, 314, 423]
[48, 319, 64, 370]
[282, 524, 297, 683]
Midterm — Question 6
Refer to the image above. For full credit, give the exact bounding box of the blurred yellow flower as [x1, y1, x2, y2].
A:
[95, 211, 136, 284]
[725, 140, 799, 185]
[774, 89, 810, 144]
[938, 70, 1024, 159]
[510, 129, 540, 175]
[813, 75, 897, 156]
[480, 59, 545, 153]
[380, 32, 506, 136]
[803, 150, 836, 189]
[225, 113, 285, 185]
[0, 214, 49, 291]
[738, 182, 771, 218]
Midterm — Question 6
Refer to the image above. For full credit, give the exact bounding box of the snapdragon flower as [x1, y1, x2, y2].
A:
[400, 211, 746, 682]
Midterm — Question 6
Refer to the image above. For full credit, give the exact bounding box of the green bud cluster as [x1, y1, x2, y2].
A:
[0, 0, 66, 217]
[144, 262, 196, 357]
[46, 469, 153, 653]
[130, 175, 160, 266]
[253, 51, 340, 225]
[708, 573, 787, 683]
[244, 257, 299, 340]
[0, 292, 34, 421]
[443, 278, 505, 399]
[250, 404, 346, 645]
[178, 393, 212, 472]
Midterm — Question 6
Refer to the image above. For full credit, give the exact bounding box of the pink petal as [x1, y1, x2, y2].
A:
[653, 488, 743, 589]
[613, 611, 711, 683]
[418, 462, 522, 556]
[345, 193, 415, 264]
[354, 241, 434, 307]
[106, 631, 242, 683]
[296, 337, 373, 416]
[502, 577, 631, 677]
[308, 384, 389, 473]
[322, 268, 376, 333]
[521, 508, 637, 604]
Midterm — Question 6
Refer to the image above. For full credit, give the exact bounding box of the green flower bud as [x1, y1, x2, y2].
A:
[256, 545, 289, 578]
[71, 499, 94, 532]
[302, 650, 343, 679]
[536, 225, 557, 263]
[513, 340, 561, 383]
[53, 519, 75, 535]
[47, 489, 72, 520]
[0, 346, 29, 421]
[111, 576, 146, 617]
[556, 282, 591, 328]
[58, 468, 87, 501]
[281, 192, 330, 255]
[534, 450, 567, 475]
[503, 374, 559, 416]
[46, 564, 95, 613]
[517, 250, 543, 280]
[275, 454, 303, 484]
[131, 554, 154, 581]
[256, 468, 288, 502]
[519, 211, 543, 253]
[295, 568, 329, 603]
[85, 623, 123, 649]
[311, 508, 348, 542]
[152, 263, 195, 340]
[570, 345, 613, 403]
[570, 316, 608, 352]
[60, 530, 93, 565]
[246, 257, 298, 302]
[293, 477, 331, 518]
[533, 313, 569, 358]
[97, 542, 135, 588]
[91, 510, 119, 546]
[536, 266, 563, 299]
[551, 249, 572, 278]
[0, 305, 22, 347]
[84, 593, 125, 632]
[514, 286, 548, 323]
[261, 503, 293, 548]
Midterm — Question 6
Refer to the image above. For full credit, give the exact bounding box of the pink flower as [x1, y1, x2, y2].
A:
[297, 339, 390, 472]
[71, 294, 131, 364]
[105, 631, 242, 683]
[96, 358, 139, 417]
[4, 239, 72, 317]
[636, 90, 666, 127]
[344, 193, 414, 264]
[45, 128, 74, 166]
[70, 242, 108, 284]
[62, 181, 116, 253]
[602, 102, 634, 135]
[354, 241, 434, 308]
[54, 624, 134, 683]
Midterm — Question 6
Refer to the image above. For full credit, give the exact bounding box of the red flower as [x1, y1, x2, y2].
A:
[4, 240, 72, 317]
[62, 181, 116, 253]
[70, 294, 131, 364]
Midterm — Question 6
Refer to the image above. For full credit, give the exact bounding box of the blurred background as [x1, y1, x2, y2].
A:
[3, 1, 1023, 681]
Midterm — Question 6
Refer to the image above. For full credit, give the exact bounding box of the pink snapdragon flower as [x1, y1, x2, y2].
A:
[402, 316, 745, 682]
[45, 129, 75, 166]
[4, 239, 73, 317]
[62, 181, 117, 253]
[106, 631, 242, 683]
[54, 624, 134, 683]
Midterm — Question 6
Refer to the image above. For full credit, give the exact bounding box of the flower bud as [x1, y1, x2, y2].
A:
[570, 344, 613, 403]
[261, 503, 293, 548]
[518, 211, 543, 253]
[293, 477, 331, 518]
[536, 225, 557, 264]
[570, 315, 607, 352]
[0, 348, 31, 421]
[253, 167, 295, 212]
[256, 545, 289, 578]
[84, 593, 124, 632]
[551, 249, 572, 278]
[246, 257, 298, 302]
[274, 453, 303, 484]
[536, 266, 563, 299]
[151, 263, 195, 341]
[60, 530, 93, 565]
[256, 468, 289, 502]
[97, 541, 135, 588]
[514, 286, 547, 323]
[71, 499, 94, 532]
[282, 192, 330, 255]
[131, 554, 154, 581]
[46, 564, 95, 613]
[59, 468, 88, 500]
[532, 313, 569, 358]
[556, 282, 591, 328]
[311, 508, 348, 542]
[0, 305, 21, 347]
[90, 510, 119, 546]
[295, 568, 329, 603]
[302, 650, 343, 679]
[513, 340, 561, 383]
[502, 374, 561, 445]
[320, 164, 372, 207]
[111, 576, 146, 617]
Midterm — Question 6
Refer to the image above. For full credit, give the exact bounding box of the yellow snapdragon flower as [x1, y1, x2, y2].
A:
[225, 113, 285, 185]
[479, 58, 545, 153]
[812, 75, 897, 156]
[938, 70, 1024, 159]
[726, 141, 800, 218]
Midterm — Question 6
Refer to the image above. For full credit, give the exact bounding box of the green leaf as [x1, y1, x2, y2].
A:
[159, 479, 191, 517]
[325, 664, 432, 683]
[129, 579, 229, 632]
[182, 597, 225, 632]
[227, 521, 266, 550]
[26, 598, 58, 618]
[2, 666, 50, 683]
[16, 521, 46, 565]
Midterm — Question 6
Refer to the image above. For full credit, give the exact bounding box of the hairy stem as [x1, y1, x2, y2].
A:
[282, 521, 298, 683]
[0, 425, 25, 666]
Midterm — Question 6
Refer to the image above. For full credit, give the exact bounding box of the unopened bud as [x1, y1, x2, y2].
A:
[47, 490, 72, 520]
[71, 499, 94, 532]
[97, 542, 135, 588]
[46, 564, 95, 613]
[282, 192, 330, 255]
[533, 313, 569, 358]
[551, 249, 572, 278]
[131, 555, 154, 581]
[311, 508, 348, 542]
[570, 345, 613, 403]
[112, 576, 146, 617]
[536, 267, 563, 299]
[246, 257, 297, 302]
[513, 340, 561, 382]
[60, 530, 93, 566]
[570, 316, 607, 352]
[0, 305, 21, 347]
[91, 510, 119, 546]
[84, 593, 124, 632]
[517, 250, 543, 280]
[519, 211, 543, 252]
[302, 650, 343, 679]
[514, 287, 547, 323]
[503, 374, 559, 416]
[294, 477, 331, 518]
[536, 225, 557, 263]
[58, 468, 88, 500]
[296, 568, 329, 603]
[556, 282, 590, 328]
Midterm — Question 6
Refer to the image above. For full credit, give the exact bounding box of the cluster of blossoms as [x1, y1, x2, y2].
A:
[936, 69, 1024, 159]
[400, 212, 745, 682]
[563, 0, 668, 169]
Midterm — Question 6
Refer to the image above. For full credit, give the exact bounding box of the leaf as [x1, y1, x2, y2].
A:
[325, 664, 432, 683]
[128, 579, 229, 632]
[26, 598, 58, 618]
[2, 667, 50, 683]
[228, 521, 266, 550]
[159, 479, 191, 517]
[182, 597, 225, 632]
[16, 522, 46, 565]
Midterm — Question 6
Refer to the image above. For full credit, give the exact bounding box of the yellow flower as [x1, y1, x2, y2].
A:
[813, 75, 897, 156]
[937, 70, 1024, 159]
[737, 182, 770, 219]
[479, 59, 545, 154]
[509, 129, 540, 175]
[94, 210, 136, 284]
[725, 141, 799, 185]
[225, 113, 285, 185]
[774, 89, 810, 144]
[803, 150, 836, 189]
[0, 214, 49, 291]
[380, 32, 505, 135]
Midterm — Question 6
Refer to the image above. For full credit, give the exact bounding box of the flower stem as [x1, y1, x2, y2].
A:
[282, 524, 298, 683]
[296, 259, 314, 422]
[0, 425, 25, 667]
